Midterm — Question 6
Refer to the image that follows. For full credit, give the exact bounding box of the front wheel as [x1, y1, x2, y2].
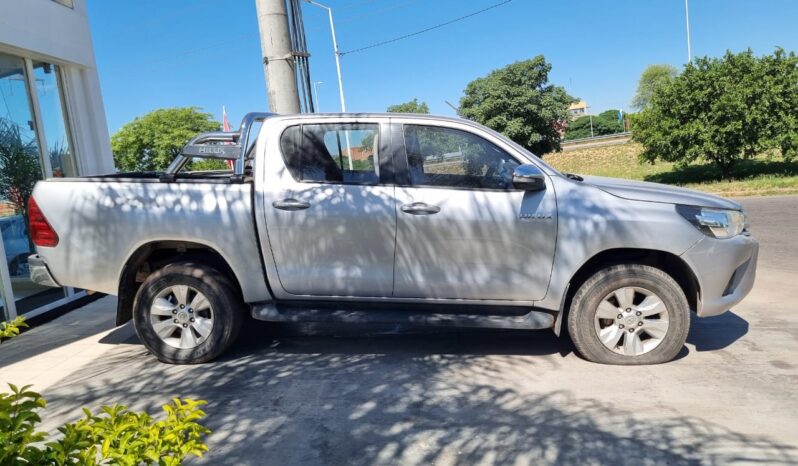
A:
[567, 264, 690, 365]
[133, 262, 243, 364]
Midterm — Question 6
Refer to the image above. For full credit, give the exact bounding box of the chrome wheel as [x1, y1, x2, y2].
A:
[149, 285, 214, 349]
[593, 286, 670, 356]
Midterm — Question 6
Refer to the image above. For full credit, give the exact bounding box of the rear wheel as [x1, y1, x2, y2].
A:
[133, 262, 243, 364]
[567, 264, 690, 365]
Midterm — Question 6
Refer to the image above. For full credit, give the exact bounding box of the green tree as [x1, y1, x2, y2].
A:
[459, 56, 575, 155]
[387, 98, 430, 114]
[111, 107, 220, 172]
[633, 48, 798, 180]
[565, 109, 624, 140]
[631, 64, 678, 110]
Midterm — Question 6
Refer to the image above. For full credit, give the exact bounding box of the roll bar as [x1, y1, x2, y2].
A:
[164, 112, 276, 180]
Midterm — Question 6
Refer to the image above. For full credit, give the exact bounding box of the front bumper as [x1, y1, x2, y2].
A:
[680, 234, 759, 317]
[28, 254, 61, 288]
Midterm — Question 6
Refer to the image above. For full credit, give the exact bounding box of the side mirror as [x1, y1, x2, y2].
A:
[512, 164, 546, 191]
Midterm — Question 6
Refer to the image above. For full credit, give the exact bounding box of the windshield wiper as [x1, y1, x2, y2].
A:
[565, 173, 584, 182]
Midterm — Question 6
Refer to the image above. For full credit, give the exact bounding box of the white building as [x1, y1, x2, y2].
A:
[0, 0, 114, 321]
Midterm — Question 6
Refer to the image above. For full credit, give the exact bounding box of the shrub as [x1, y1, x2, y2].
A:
[0, 384, 210, 465]
[0, 317, 27, 342]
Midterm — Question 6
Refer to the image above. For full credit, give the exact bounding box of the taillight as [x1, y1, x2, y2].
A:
[28, 197, 59, 247]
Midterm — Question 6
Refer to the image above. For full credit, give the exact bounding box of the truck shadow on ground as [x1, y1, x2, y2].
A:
[42, 312, 793, 466]
[687, 311, 749, 352]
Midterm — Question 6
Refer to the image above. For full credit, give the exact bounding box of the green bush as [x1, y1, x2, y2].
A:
[0, 317, 27, 342]
[0, 384, 210, 465]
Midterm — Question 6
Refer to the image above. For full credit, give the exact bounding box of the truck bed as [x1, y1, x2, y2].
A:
[31, 177, 271, 303]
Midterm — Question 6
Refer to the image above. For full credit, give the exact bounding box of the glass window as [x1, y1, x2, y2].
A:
[280, 123, 379, 184]
[33, 62, 77, 178]
[403, 125, 521, 190]
[0, 53, 68, 318]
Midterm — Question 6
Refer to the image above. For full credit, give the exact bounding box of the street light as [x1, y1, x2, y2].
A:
[304, 0, 352, 168]
[312, 81, 323, 113]
[304, 0, 346, 112]
[684, 0, 692, 63]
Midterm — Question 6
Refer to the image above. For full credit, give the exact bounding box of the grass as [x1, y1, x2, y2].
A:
[545, 143, 798, 197]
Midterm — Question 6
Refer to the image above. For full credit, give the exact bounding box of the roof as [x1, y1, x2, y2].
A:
[271, 112, 465, 123]
[568, 101, 588, 110]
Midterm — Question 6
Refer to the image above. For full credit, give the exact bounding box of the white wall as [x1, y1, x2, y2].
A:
[0, 0, 94, 67]
[0, 0, 115, 175]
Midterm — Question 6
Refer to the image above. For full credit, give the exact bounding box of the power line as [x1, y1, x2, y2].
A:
[339, 0, 513, 56]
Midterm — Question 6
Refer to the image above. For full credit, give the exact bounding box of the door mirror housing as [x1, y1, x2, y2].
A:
[512, 164, 546, 191]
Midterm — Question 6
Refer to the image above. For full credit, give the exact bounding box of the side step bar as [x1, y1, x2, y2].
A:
[251, 303, 554, 330]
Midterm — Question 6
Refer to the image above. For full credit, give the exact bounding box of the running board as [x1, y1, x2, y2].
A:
[250, 303, 554, 330]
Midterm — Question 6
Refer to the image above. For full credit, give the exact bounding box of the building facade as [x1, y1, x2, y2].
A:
[568, 100, 588, 119]
[0, 0, 114, 321]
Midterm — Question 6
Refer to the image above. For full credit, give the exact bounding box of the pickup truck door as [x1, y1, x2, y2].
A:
[261, 120, 396, 298]
[391, 121, 557, 301]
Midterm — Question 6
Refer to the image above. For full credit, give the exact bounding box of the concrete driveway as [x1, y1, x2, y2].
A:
[1, 196, 797, 465]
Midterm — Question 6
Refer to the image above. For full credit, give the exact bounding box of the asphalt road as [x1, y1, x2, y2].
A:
[17, 195, 798, 465]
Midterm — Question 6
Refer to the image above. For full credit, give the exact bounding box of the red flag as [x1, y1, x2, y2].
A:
[223, 106, 234, 169]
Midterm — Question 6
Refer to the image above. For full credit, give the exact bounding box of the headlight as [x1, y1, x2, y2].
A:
[676, 205, 747, 239]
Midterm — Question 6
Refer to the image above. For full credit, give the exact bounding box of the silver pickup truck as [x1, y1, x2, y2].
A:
[27, 112, 758, 365]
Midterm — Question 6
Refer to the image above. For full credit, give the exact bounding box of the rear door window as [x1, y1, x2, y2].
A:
[280, 123, 379, 184]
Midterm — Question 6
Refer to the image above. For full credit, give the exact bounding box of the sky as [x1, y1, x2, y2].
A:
[87, 0, 798, 133]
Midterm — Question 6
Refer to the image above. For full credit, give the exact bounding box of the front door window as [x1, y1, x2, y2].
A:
[403, 124, 520, 190]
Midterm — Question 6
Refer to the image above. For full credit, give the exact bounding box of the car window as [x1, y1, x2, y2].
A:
[280, 123, 379, 184]
[402, 125, 520, 189]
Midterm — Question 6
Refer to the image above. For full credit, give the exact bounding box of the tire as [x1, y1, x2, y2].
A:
[133, 262, 244, 364]
[567, 264, 690, 365]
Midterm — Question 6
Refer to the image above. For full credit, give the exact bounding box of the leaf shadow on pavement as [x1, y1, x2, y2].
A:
[36, 321, 797, 466]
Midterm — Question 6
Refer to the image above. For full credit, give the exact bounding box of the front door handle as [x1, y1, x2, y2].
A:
[273, 198, 311, 211]
[401, 202, 440, 215]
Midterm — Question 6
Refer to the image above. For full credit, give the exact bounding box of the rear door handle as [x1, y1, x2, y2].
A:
[401, 202, 440, 215]
[273, 198, 311, 211]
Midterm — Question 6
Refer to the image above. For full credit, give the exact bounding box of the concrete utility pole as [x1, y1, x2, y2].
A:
[255, 0, 300, 114]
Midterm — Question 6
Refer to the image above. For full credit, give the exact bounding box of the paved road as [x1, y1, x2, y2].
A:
[4, 196, 797, 465]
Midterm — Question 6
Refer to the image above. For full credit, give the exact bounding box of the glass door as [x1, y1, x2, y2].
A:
[0, 52, 71, 319]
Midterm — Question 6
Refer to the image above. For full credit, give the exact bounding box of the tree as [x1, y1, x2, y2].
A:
[111, 107, 220, 172]
[564, 109, 624, 140]
[633, 49, 798, 180]
[387, 99, 430, 114]
[459, 56, 575, 155]
[631, 64, 678, 110]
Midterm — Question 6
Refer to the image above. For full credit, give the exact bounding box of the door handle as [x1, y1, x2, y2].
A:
[273, 198, 311, 211]
[401, 202, 441, 215]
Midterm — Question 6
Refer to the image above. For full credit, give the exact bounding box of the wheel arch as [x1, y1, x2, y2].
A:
[115, 240, 244, 326]
[554, 247, 699, 337]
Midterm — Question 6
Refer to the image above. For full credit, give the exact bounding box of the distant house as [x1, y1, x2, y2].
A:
[568, 101, 588, 119]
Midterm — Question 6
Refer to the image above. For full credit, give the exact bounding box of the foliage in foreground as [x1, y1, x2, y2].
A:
[459, 55, 575, 155]
[111, 107, 220, 172]
[387, 98, 430, 114]
[0, 317, 27, 343]
[0, 384, 210, 465]
[633, 48, 798, 180]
